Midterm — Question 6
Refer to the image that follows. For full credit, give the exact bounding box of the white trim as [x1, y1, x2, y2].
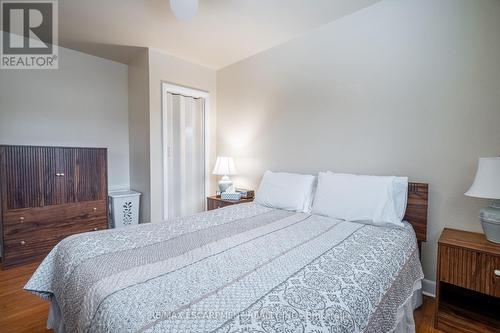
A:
[108, 184, 130, 192]
[162, 83, 210, 99]
[161, 82, 210, 221]
[422, 279, 436, 298]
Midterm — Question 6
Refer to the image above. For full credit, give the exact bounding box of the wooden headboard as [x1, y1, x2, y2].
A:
[404, 182, 429, 243]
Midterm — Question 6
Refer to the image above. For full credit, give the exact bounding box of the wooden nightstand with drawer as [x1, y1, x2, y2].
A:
[206, 196, 253, 211]
[435, 228, 500, 332]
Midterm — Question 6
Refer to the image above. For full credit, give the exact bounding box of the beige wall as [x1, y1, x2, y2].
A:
[0, 46, 130, 190]
[128, 48, 151, 222]
[217, 0, 500, 285]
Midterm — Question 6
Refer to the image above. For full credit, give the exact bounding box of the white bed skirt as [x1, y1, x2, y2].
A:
[47, 298, 65, 333]
[47, 280, 423, 333]
[392, 279, 423, 333]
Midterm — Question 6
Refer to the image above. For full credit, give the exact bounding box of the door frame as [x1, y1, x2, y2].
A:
[161, 82, 210, 220]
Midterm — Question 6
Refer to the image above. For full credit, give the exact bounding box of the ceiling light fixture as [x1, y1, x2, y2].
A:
[169, 0, 198, 20]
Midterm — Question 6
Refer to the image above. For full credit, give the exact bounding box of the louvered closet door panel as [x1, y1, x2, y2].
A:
[1, 146, 44, 211]
[75, 148, 107, 202]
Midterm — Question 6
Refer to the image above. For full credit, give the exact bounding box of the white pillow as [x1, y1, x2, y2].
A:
[312, 172, 406, 227]
[326, 171, 408, 221]
[255, 171, 316, 212]
[392, 176, 409, 221]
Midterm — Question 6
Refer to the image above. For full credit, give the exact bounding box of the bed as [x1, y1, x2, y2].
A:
[25, 182, 428, 333]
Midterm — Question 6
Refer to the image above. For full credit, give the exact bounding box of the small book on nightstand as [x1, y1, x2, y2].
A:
[235, 188, 255, 199]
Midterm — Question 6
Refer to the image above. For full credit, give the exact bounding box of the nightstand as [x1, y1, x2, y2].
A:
[435, 228, 500, 332]
[206, 196, 254, 211]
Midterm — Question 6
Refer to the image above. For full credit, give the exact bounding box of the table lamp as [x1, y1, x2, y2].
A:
[465, 157, 500, 243]
[212, 156, 237, 194]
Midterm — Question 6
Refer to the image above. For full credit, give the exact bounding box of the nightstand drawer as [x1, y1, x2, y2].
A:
[206, 196, 254, 211]
[439, 245, 500, 297]
[208, 199, 233, 210]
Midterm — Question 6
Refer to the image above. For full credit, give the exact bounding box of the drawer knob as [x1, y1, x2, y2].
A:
[495, 269, 500, 277]
[93, 227, 99, 231]
[19, 216, 25, 221]
[20, 240, 26, 245]
[93, 207, 97, 211]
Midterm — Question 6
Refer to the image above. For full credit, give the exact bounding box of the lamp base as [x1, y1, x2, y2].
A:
[480, 201, 500, 244]
[491, 199, 500, 209]
[218, 175, 233, 194]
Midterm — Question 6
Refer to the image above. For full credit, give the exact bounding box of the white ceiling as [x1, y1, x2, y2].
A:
[59, 0, 380, 68]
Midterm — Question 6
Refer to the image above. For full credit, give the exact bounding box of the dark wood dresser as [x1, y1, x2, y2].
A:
[0, 145, 108, 268]
[435, 228, 500, 332]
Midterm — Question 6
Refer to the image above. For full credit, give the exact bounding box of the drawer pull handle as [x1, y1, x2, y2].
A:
[495, 269, 500, 277]
[60, 173, 65, 176]
[93, 227, 99, 231]
[56, 173, 60, 176]
[19, 216, 24, 221]
[93, 207, 97, 211]
[20, 240, 26, 245]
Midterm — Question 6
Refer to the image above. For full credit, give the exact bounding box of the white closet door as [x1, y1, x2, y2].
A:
[164, 92, 205, 219]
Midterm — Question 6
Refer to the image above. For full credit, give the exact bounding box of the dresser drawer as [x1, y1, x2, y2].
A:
[1, 200, 107, 267]
[3, 218, 107, 266]
[439, 244, 500, 297]
[3, 200, 106, 226]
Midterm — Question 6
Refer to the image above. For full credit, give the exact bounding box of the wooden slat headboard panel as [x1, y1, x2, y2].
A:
[404, 182, 429, 242]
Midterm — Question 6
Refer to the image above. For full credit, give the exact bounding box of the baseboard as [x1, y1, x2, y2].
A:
[422, 278, 436, 297]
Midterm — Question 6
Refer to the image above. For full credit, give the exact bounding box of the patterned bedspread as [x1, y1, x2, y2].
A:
[25, 203, 423, 333]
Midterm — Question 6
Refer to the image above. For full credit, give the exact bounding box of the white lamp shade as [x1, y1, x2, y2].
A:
[465, 157, 500, 199]
[212, 156, 237, 176]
